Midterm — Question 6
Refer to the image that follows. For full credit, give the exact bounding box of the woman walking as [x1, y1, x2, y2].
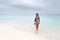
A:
[34, 13, 40, 32]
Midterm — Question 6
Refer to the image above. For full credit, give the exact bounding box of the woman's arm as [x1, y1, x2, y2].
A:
[39, 17, 40, 24]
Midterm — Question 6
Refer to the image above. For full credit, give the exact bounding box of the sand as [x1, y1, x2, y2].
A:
[0, 21, 59, 40]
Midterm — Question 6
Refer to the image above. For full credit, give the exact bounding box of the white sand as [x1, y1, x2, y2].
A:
[0, 21, 60, 40]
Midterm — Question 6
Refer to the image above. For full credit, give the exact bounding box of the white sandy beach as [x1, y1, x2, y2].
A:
[0, 20, 60, 40]
[0, 0, 60, 40]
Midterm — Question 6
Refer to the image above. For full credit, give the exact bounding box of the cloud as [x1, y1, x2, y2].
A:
[9, 0, 47, 9]
[0, 0, 60, 14]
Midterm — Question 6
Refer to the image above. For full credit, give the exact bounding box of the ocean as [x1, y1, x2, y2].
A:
[0, 14, 60, 27]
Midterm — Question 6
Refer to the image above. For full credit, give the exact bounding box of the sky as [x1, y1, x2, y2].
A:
[0, 0, 60, 14]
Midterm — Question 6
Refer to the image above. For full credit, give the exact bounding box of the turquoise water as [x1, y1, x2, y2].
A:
[0, 15, 60, 29]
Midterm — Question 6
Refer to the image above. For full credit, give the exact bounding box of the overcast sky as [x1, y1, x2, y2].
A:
[0, 0, 60, 14]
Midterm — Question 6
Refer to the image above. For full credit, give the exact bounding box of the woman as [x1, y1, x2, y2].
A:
[34, 13, 40, 32]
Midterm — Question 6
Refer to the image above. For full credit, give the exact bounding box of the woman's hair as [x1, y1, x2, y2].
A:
[36, 13, 39, 16]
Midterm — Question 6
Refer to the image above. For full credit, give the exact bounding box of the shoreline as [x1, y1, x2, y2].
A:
[0, 20, 60, 40]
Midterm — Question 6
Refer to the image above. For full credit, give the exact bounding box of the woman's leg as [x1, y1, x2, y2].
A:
[36, 24, 39, 32]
